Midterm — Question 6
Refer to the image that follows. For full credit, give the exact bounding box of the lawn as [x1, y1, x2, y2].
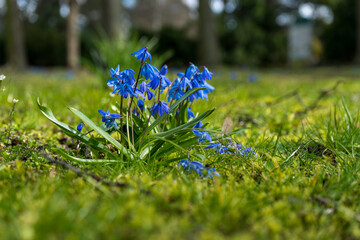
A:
[1, 67, 360, 239]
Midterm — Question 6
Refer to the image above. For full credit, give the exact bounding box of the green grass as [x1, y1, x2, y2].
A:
[1, 67, 360, 239]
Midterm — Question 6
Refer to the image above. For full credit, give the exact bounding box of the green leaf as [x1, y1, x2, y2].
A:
[155, 135, 198, 159]
[37, 98, 116, 158]
[53, 149, 121, 164]
[68, 107, 134, 160]
[149, 136, 188, 155]
[139, 87, 206, 144]
[149, 108, 215, 139]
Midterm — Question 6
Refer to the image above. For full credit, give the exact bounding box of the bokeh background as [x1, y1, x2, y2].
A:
[0, 0, 359, 71]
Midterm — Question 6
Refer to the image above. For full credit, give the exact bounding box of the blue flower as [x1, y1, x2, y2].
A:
[134, 86, 145, 99]
[178, 160, 219, 179]
[131, 47, 152, 63]
[137, 99, 145, 112]
[159, 65, 171, 90]
[121, 69, 136, 85]
[193, 121, 203, 129]
[138, 80, 155, 100]
[205, 142, 228, 154]
[146, 88, 155, 100]
[178, 159, 192, 174]
[110, 65, 120, 78]
[192, 130, 211, 143]
[98, 110, 121, 130]
[205, 167, 220, 179]
[133, 99, 145, 117]
[177, 72, 185, 78]
[167, 78, 184, 102]
[202, 66, 214, 80]
[234, 143, 258, 157]
[247, 73, 259, 83]
[203, 82, 215, 93]
[148, 74, 161, 90]
[107, 67, 136, 98]
[178, 159, 205, 176]
[180, 77, 192, 90]
[160, 64, 168, 75]
[185, 63, 199, 79]
[141, 63, 159, 81]
[193, 72, 205, 84]
[139, 81, 146, 93]
[161, 76, 171, 90]
[76, 122, 83, 132]
[150, 101, 170, 116]
[188, 107, 195, 120]
[113, 83, 135, 98]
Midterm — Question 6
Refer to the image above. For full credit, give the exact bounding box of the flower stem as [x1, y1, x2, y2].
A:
[6, 100, 17, 141]
[128, 49, 147, 114]
[131, 109, 135, 147]
[140, 97, 156, 147]
[120, 96, 123, 140]
[140, 112, 152, 147]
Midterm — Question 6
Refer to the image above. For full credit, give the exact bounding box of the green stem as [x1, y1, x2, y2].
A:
[128, 49, 148, 114]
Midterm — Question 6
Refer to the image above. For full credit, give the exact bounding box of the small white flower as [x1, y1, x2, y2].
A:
[0, 74, 5, 81]
[2, 87, 5, 92]
[109, 92, 115, 97]
[13, 98, 19, 103]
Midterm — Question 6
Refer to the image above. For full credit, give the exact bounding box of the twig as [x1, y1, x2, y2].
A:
[267, 90, 301, 107]
[42, 152, 128, 188]
[296, 80, 344, 117]
[6, 99, 18, 140]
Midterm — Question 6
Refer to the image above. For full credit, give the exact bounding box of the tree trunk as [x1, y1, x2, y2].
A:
[198, 0, 220, 66]
[102, 0, 122, 39]
[67, 0, 80, 70]
[356, 0, 360, 63]
[5, 0, 27, 68]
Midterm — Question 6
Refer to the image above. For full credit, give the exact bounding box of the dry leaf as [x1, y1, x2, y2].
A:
[222, 116, 233, 134]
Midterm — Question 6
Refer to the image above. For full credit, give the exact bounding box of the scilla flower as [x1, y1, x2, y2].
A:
[192, 130, 211, 143]
[133, 99, 145, 117]
[131, 47, 152, 63]
[205, 142, 229, 154]
[141, 63, 159, 81]
[205, 167, 220, 179]
[202, 66, 214, 80]
[178, 159, 205, 176]
[76, 122, 83, 132]
[188, 107, 195, 120]
[98, 110, 121, 130]
[150, 101, 170, 116]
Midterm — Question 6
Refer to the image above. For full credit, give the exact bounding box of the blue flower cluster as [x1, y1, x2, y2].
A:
[178, 159, 220, 179]
[189, 110, 257, 158]
[96, 47, 216, 132]
[205, 141, 258, 157]
[107, 66, 136, 98]
[168, 64, 214, 102]
[98, 110, 121, 130]
[192, 121, 211, 144]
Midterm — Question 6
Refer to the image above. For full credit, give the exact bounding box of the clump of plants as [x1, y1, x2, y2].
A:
[38, 47, 255, 178]
[1, 74, 20, 144]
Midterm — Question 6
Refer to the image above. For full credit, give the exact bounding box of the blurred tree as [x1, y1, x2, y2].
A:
[198, 0, 220, 66]
[101, 0, 122, 39]
[5, 0, 27, 68]
[67, 0, 80, 70]
[218, 0, 286, 66]
[24, 0, 67, 66]
[356, 0, 360, 63]
[321, 0, 356, 63]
